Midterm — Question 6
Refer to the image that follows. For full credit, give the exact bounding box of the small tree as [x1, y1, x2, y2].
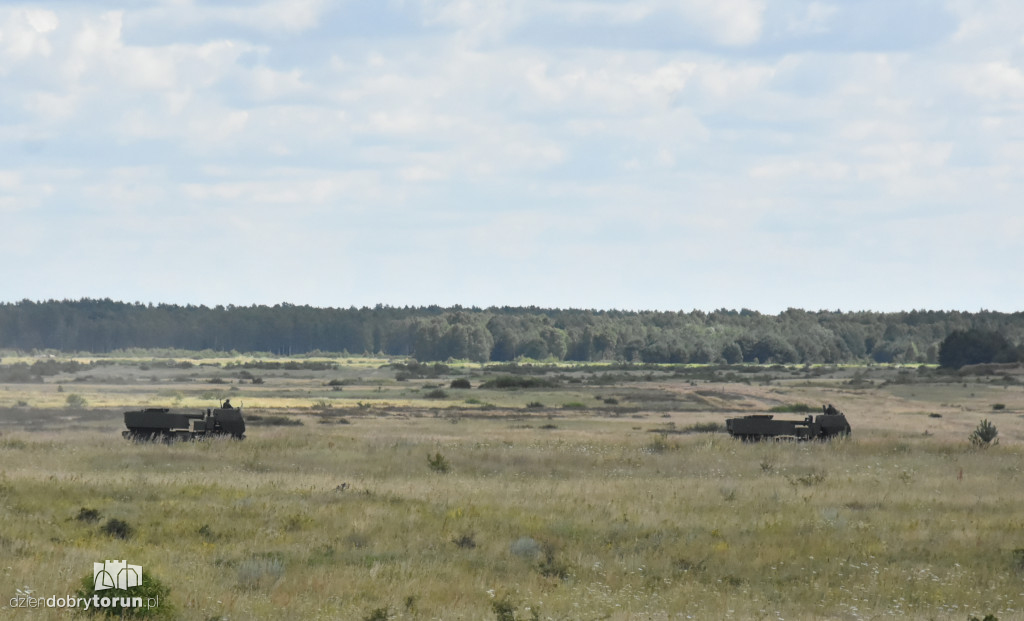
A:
[969, 419, 998, 448]
[427, 452, 451, 474]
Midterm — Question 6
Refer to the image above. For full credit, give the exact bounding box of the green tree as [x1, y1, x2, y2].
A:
[969, 419, 998, 448]
[939, 329, 1020, 369]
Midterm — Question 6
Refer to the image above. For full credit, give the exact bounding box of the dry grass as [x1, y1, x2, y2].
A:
[2, 357, 1024, 619]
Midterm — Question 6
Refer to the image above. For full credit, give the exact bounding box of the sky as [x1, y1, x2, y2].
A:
[1, 0, 1022, 313]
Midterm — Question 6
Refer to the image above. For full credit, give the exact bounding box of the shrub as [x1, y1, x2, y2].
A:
[363, 607, 390, 621]
[449, 378, 472, 389]
[101, 518, 135, 540]
[491, 595, 517, 621]
[510, 537, 541, 559]
[969, 419, 998, 448]
[480, 375, 557, 390]
[538, 542, 570, 579]
[75, 507, 102, 523]
[427, 452, 450, 474]
[74, 566, 172, 618]
[646, 434, 672, 453]
[65, 393, 88, 409]
[424, 389, 448, 399]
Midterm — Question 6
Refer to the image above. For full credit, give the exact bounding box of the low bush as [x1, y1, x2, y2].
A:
[75, 507, 101, 523]
[101, 518, 135, 540]
[427, 452, 451, 474]
[480, 376, 558, 390]
[74, 567, 172, 618]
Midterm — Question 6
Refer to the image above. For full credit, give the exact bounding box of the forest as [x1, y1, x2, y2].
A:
[1, 299, 1023, 365]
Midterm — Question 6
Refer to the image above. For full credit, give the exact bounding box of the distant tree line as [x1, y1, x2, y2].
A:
[1, 299, 1023, 366]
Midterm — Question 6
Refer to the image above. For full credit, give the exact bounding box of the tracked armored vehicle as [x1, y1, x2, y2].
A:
[726, 404, 850, 441]
[122, 401, 245, 441]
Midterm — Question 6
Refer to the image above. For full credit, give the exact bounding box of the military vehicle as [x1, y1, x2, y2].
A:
[726, 404, 850, 441]
[122, 400, 245, 440]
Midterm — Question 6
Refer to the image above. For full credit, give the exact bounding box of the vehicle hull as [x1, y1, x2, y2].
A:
[725, 413, 850, 441]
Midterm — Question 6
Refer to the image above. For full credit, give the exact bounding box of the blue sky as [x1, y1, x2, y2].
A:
[2, 0, 1022, 312]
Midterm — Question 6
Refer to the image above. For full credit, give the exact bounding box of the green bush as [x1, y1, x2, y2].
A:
[969, 419, 998, 448]
[480, 375, 557, 390]
[101, 518, 134, 540]
[491, 596, 517, 621]
[75, 507, 101, 523]
[74, 567, 172, 618]
[363, 607, 390, 621]
[65, 393, 88, 409]
[427, 452, 451, 474]
[449, 378, 472, 389]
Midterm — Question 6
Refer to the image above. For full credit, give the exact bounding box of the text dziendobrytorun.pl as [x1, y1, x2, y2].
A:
[10, 594, 159, 611]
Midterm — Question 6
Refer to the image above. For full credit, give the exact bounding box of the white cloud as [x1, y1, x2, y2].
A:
[2, 1, 1024, 310]
[749, 159, 849, 181]
[680, 0, 765, 46]
[955, 61, 1024, 100]
[0, 9, 59, 63]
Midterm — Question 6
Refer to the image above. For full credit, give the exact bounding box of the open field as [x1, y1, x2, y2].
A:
[2, 354, 1024, 619]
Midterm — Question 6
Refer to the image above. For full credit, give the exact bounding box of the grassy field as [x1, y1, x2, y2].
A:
[2, 354, 1024, 620]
